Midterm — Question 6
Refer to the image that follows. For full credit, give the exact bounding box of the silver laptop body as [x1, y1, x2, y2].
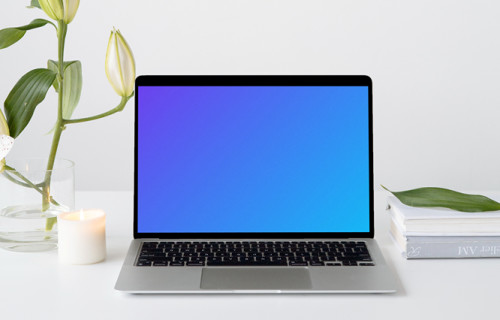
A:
[115, 75, 397, 293]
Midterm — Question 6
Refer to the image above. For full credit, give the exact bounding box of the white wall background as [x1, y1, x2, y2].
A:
[1, 0, 500, 191]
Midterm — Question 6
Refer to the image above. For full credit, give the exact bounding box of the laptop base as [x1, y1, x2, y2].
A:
[115, 239, 397, 294]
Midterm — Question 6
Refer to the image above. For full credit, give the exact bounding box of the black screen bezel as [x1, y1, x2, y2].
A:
[134, 75, 374, 239]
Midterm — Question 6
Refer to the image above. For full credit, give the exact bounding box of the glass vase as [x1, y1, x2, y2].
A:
[0, 158, 75, 252]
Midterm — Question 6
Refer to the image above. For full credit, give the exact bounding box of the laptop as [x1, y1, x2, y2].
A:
[115, 75, 397, 293]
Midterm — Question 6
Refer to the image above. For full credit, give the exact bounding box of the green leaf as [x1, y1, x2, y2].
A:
[47, 60, 60, 91]
[28, 0, 41, 9]
[61, 61, 82, 119]
[47, 60, 83, 119]
[4, 68, 57, 138]
[382, 186, 500, 212]
[47, 60, 77, 92]
[0, 19, 54, 50]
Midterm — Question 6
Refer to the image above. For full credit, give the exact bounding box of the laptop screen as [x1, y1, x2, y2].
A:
[135, 76, 372, 237]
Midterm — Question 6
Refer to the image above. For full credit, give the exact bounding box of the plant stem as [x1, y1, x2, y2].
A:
[3, 165, 60, 206]
[3, 165, 44, 189]
[42, 20, 67, 220]
[63, 95, 131, 125]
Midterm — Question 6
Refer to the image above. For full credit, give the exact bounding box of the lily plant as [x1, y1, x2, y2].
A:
[0, 0, 136, 229]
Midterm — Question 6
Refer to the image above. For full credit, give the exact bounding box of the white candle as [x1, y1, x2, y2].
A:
[58, 209, 106, 264]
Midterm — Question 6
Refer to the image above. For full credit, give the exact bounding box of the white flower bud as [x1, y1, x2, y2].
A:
[0, 110, 13, 172]
[38, 0, 80, 24]
[0, 109, 8, 137]
[105, 29, 136, 97]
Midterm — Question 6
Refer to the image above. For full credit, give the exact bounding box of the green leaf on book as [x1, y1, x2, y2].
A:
[382, 186, 500, 212]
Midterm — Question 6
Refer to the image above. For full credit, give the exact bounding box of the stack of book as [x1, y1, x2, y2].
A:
[387, 196, 500, 259]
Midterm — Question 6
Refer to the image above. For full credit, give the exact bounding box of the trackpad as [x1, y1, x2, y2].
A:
[201, 268, 312, 290]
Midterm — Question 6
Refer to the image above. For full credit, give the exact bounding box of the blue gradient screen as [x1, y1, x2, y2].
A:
[137, 86, 370, 233]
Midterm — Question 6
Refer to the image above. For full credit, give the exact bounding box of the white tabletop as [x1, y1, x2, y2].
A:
[2, 191, 499, 320]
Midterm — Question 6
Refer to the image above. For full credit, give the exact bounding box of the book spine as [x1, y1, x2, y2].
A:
[405, 241, 500, 259]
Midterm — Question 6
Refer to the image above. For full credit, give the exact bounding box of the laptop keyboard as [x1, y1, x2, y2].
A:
[136, 241, 373, 267]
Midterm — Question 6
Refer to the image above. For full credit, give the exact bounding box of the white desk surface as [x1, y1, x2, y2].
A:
[2, 190, 499, 320]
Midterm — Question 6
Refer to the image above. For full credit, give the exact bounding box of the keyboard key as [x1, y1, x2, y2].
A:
[341, 260, 358, 266]
[356, 254, 372, 261]
[325, 262, 342, 266]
